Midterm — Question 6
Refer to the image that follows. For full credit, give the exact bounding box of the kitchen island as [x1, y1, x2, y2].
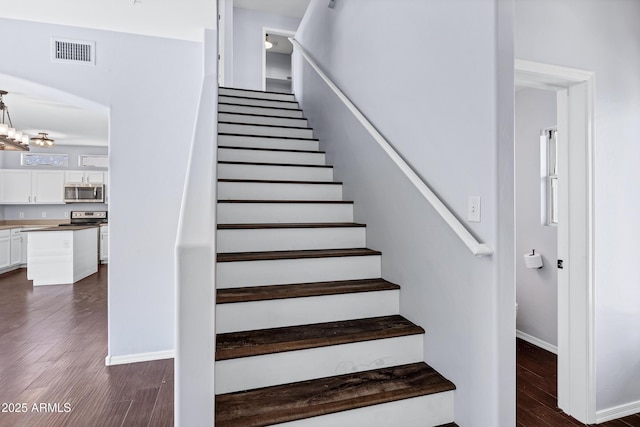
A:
[24, 225, 99, 286]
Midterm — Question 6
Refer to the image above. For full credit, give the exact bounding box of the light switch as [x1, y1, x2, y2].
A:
[468, 196, 481, 222]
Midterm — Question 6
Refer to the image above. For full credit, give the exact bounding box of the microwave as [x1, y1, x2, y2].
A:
[64, 184, 105, 203]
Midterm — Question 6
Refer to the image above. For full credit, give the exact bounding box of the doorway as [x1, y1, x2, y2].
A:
[515, 59, 596, 424]
[262, 28, 295, 93]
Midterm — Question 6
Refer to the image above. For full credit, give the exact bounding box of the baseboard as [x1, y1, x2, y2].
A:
[596, 400, 640, 423]
[516, 330, 558, 354]
[105, 349, 174, 366]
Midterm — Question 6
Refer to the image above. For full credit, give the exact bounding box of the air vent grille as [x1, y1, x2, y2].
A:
[52, 38, 95, 64]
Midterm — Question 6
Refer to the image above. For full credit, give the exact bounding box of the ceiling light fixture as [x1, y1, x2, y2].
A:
[30, 132, 55, 148]
[0, 90, 30, 151]
[265, 34, 273, 50]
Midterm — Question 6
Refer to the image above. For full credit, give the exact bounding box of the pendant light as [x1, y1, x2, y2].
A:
[0, 90, 30, 151]
[30, 132, 55, 148]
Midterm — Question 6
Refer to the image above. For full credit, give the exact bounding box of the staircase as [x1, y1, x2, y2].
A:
[215, 87, 457, 427]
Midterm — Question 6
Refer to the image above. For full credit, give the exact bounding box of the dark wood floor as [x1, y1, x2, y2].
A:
[517, 338, 640, 426]
[0, 266, 174, 427]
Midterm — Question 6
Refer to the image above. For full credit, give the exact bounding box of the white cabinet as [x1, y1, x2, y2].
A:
[65, 170, 104, 184]
[0, 170, 65, 204]
[0, 170, 32, 204]
[32, 171, 65, 204]
[0, 230, 10, 270]
[10, 229, 23, 266]
[100, 225, 108, 263]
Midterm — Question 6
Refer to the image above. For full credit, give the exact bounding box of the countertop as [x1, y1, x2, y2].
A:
[23, 225, 100, 232]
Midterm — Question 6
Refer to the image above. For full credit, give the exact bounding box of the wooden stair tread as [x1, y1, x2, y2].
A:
[218, 94, 298, 104]
[218, 178, 341, 185]
[215, 361, 455, 427]
[218, 222, 365, 230]
[219, 121, 312, 131]
[218, 160, 332, 168]
[218, 199, 353, 204]
[218, 133, 319, 142]
[218, 102, 304, 113]
[218, 111, 308, 121]
[216, 315, 424, 360]
[217, 248, 381, 263]
[220, 86, 297, 97]
[217, 278, 399, 304]
[218, 144, 321, 152]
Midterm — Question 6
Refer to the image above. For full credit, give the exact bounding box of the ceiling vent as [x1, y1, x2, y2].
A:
[52, 38, 95, 65]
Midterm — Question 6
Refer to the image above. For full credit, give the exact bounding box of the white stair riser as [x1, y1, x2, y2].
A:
[219, 95, 299, 109]
[219, 103, 304, 118]
[219, 88, 295, 102]
[219, 123, 313, 139]
[218, 163, 333, 182]
[218, 134, 318, 151]
[217, 227, 365, 253]
[215, 335, 423, 394]
[216, 289, 399, 333]
[218, 148, 325, 165]
[218, 181, 342, 201]
[276, 392, 455, 427]
[219, 112, 308, 128]
[217, 255, 381, 288]
[217, 203, 354, 224]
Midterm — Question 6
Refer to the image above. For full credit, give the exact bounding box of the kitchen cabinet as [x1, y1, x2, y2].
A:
[0, 170, 65, 204]
[10, 228, 23, 266]
[65, 170, 104, 184]
[100, 225, 108, 263]
[0, 230, 10, 270]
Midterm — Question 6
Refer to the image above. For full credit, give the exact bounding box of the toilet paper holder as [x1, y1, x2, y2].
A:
[524, 249, 544, 269]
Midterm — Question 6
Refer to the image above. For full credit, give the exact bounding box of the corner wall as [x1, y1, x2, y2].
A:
[294, 0, 513, 425]
[0, 18, 203, 361]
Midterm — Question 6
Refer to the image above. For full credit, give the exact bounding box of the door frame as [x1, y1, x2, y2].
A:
[261, 27, 296, 92]
[515, 59, 596, 424]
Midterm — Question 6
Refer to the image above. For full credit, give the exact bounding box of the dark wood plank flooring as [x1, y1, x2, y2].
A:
[0, 266, 173, 427]
[517, 338, 640, 426]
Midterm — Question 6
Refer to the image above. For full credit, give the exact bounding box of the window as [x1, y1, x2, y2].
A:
[542, 128, 558, 225]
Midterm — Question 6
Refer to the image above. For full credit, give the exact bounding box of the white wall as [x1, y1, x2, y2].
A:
[0, 18, 203, 360]
[294, 1, 514, 425]
[516, 0, 640, 414]
[515, 88, 558, 347]
[233, 7, 300, 90]
[0, 0, 214, 41]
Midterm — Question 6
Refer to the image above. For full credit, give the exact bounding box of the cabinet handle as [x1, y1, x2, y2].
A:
[34, 196, 37, 203]
[28, 196, 31, 203]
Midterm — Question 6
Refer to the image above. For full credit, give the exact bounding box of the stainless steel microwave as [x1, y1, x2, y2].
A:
[64, 184, 105, 203]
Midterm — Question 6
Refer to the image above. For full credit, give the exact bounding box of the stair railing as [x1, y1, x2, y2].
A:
[290, 38, 493, 257]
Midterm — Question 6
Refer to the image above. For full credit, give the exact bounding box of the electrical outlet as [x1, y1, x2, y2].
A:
[468, 196, 481, 222]
[41, 212, 47, 218]
[19, 212, 24, 219]
[64, 211, 69, 218]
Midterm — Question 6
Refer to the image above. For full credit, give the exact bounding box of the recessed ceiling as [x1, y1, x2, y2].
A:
[234, 0, 311, 19]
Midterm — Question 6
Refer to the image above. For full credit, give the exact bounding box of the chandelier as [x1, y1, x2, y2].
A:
[31, 132, 55, 148]
[0, 90, 31, 151]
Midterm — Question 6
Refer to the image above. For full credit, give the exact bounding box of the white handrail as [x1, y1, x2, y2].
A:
[290, 38, 493, 257]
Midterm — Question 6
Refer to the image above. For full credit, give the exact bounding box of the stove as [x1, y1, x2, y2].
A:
[60, 210, 108, 226]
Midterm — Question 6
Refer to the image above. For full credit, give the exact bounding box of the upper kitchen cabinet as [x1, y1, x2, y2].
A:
[65, 170, 104, 184]
[0, 169, 65, 204]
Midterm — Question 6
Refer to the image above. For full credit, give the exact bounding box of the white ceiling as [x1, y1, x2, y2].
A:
[266, 33, 293, 54]
[0, 89, 108, 148]
[234, 0, 311, 19]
